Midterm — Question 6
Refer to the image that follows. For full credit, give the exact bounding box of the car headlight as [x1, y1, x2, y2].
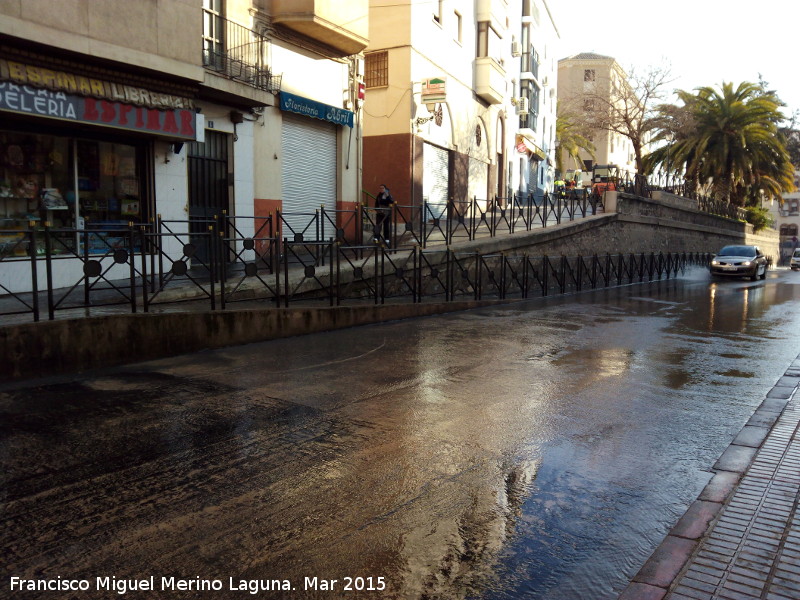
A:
[711, 260, 720, 265]
[742, 261, 751, 266]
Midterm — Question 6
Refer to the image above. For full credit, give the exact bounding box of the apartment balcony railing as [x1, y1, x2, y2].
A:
[520, 47, 539, 80]
[203, 14, 282, 94]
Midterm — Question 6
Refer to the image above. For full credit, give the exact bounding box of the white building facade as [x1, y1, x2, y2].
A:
[362, 0, 559, 212]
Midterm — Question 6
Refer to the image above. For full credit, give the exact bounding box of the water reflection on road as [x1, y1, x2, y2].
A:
[2, 269, 800, 599]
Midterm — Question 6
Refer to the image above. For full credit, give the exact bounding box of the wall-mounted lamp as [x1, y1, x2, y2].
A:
[230, 110, 244, 142]
[415, 103, 439, 126]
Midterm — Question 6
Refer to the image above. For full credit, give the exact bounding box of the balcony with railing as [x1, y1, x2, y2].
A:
[520, 46, 539, 81]
[203, 12, 282, 94]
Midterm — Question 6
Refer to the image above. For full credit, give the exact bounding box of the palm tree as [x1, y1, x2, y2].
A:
[646, 82, 793, 206]
[555, 105, 595, 174]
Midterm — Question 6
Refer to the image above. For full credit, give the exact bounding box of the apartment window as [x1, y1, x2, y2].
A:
[365, 51, 388, 88]
[518, 80, 538, 131]
[454, 11, 462, 43]
[584, 69, 596, 82]
[433, 0, 443, 24]
[476, 22, 501, 61]
[202, 0, 223, 70]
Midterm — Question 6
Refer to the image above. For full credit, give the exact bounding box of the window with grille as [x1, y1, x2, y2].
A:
[365, 51, 388, 88]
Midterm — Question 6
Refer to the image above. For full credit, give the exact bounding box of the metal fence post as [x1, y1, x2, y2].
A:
[329, 240, 334, 307]
[283, 238, 290, 307]
[542, 255, 549, 297]
[209, 224, 217, 311]
[128, 223, 137, 313]
[140, 226, 150, 313]
[374, 245, 379, 305]
[475, 252, 481, 301]
[380, 245, 385, 305]
[45, 223, 55, 320]
[29, 222, 40, 322]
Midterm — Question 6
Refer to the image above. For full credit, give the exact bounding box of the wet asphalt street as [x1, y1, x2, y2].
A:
[2, 268, 800, 600]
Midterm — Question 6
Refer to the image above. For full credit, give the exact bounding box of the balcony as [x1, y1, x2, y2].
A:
[474, 57, 505, 105]
[272, 0, 368, 57]
[520, 46, 539, 81]
[203, 14, 282, 93]
[476, 0, 507, 34]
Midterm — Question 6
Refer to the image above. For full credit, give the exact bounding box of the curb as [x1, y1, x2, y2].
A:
[618, 356, 800, 600]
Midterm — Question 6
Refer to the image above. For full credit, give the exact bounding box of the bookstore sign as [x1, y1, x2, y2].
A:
[0, 60, 197, 140]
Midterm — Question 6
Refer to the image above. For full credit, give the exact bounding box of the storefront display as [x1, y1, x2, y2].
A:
[0, 130, 146, 257]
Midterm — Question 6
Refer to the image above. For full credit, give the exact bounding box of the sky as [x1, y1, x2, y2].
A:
[551, 0, 800, 121]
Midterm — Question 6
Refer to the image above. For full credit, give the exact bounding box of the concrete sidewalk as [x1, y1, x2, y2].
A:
[620, 354, 800, 599]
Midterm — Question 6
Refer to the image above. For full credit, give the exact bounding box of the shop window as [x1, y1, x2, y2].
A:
[0, 131, 146, 258]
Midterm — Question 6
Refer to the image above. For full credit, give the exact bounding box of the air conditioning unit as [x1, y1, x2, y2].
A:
[511, 41, 521, 57]
[515, 97, 529, 115]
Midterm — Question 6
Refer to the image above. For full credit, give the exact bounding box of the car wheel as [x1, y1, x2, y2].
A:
[759, 267, 767, 280]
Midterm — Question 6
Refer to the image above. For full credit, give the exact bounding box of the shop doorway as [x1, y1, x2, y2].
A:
[187, 130, 230, 263]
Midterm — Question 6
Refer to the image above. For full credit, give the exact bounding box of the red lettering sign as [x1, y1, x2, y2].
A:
[84, 97, 99, 120]
[146, 109, 161, 130]
[162, 111, 179, 134]
[100, 100, 115, 123]
[119, 103, 133, 125]
[180, 111, 195, 137]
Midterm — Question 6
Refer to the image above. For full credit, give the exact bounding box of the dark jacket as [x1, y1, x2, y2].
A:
[376, 190, 393, 208]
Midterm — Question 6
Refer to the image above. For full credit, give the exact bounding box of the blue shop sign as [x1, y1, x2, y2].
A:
[279, 91, 354, 128]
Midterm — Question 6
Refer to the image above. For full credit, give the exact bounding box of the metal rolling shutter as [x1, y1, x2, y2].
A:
[281, 113, 337, 239]
[423, 142, 449, 219]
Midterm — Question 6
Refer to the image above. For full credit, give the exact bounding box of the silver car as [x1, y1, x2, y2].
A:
[710, 245, 767, 280]
[791, 248, 800, 270]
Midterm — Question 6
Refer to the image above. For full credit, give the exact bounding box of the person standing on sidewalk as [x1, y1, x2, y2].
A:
[375, 184, 394, 247]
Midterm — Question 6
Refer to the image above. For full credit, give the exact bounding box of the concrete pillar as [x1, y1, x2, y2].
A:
[604, 191, 618, 212]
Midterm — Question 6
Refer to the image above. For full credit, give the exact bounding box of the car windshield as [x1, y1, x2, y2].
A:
[794, 249, 800, 257]
[718, 246, 756, 257]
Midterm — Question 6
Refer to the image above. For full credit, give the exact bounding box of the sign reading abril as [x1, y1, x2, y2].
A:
[279, 92, 354, 128]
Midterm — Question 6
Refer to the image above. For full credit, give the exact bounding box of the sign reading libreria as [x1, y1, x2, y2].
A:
[0, 82, 197, 140]
[280, 91, 354, 128]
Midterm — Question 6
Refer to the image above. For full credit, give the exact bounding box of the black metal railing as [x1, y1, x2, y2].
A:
[354, 189, 604, 250]
[0, 218, 716, 322]
[202, 12, 282, 93]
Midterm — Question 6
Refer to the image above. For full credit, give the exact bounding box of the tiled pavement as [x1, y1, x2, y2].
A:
[620, 355, 800, 599]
